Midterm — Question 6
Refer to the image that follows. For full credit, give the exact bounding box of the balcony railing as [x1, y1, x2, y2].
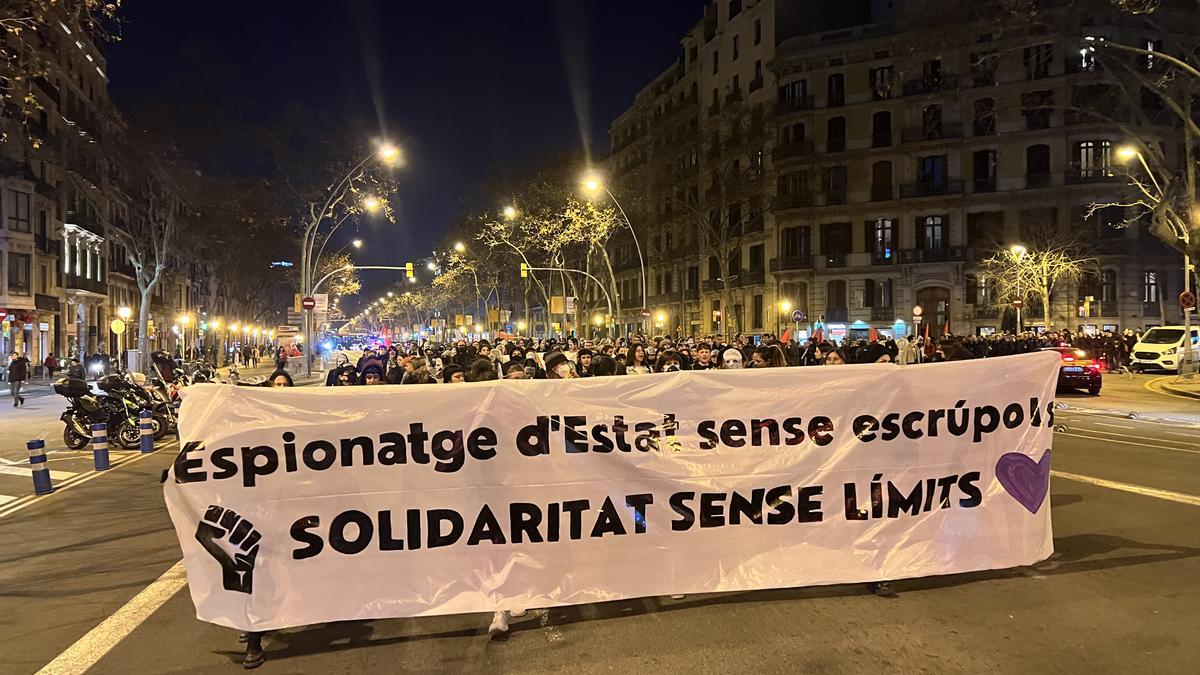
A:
[683, 288, 700, 301]
[775, 192, 815, 210]
[824, 189, 847, 205]
[872, 251, 896, 265]
[1065, 166, 1121, 185]
[871, 306, 895, 322]
[901, 74, 959, 96]
[899, 179, 964, 198]
[871, 132, 892, 148]
[900, 122, 963, 143]
[973, 176, 997, 193]
[35, 235, 61, 256]
[870, 185, 894, 201]
[772, 140, 815, 160]
[1025, 172, 1052, 189]
[62, 273, 107, 295]
[826, 138, 846, 152]
[972, 305, 1000, 319]
[749, 76, 763, 93]
[826, 308, 849, 322]
[898, 246, 968, 264]
[736, 269, 765, 286]
[110, 257, 136, 278]
[702, 279, 721, 293]
[776, 95, 815, 113]
[824, 254, 848, 268]
[743, 214, 764, 234]
[770, 255, 814, 272]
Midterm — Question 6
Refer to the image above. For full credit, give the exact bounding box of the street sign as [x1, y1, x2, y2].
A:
[641, 308, 652, 319]
[1011, 299, 1025, 309]
[0, 309, 6, 320]
[313, 294, 329, 325]
[791, 309, 806, 323]
[301, 295, 316, 311]
[1180, 290, 1197, 309]
[110, 319, 126, 335]
[911, 305, 923, 317]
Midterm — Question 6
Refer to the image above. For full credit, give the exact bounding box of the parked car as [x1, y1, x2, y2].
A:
[1043, 347, 1102, 395]
[1130, 326, 1200, 373]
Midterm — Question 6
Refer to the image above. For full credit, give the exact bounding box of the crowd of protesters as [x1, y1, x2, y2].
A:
[317, 327, 1144, 386]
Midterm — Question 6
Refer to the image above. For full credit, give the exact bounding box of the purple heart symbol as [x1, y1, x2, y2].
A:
[995, 450, 1052, 514]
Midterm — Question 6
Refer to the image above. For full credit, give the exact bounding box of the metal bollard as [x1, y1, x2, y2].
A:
[92, 422, 110, 471]
[28, 440, 54, 495]
[139, 410, 155, 453]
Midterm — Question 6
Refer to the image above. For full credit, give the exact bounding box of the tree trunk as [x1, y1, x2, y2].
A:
[598, 245, 622, 338]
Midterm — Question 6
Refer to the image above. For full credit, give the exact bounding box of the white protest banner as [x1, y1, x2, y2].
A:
[165, 351, 1060, 631]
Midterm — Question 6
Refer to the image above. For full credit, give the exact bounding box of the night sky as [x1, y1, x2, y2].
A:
[107, 0, 710, 299]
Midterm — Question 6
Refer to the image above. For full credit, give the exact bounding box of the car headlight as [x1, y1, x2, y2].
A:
[1163, 348, 1177, 356]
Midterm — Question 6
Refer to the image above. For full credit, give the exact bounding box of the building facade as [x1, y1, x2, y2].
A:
[606, 0, 1191, 341]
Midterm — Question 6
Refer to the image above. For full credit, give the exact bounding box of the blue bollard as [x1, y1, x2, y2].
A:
[28, 440, 54, 495]
[139, 410, 155, 453]
[92, 422, 110, 471]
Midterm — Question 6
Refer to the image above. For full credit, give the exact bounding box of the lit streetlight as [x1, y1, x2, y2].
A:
[352, 239, 363, 249]
[503, 205, 518, 220]
[454, 241, 466, 253]
[117, 306, 132, 321]
[581, 172, 647, 330]
[362, 196, 382, 212]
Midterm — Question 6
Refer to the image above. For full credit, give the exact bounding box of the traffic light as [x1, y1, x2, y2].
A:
[520, 263, 528, 278]
[405, 262, 414, 278]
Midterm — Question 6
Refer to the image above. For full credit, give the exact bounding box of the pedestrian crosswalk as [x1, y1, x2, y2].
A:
[0, 464, 79, 481]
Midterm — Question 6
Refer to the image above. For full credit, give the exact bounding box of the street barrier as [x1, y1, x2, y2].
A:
[27, 439, 53, 495]
[140, 410, 155, 453]
[92, 422, 110, 471]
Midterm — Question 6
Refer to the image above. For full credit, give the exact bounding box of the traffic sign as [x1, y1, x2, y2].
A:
[911, 305, 923, 317]
[110, 319, 126, 335]
[301, 295, 316, 311]
[1011, 299, 1025, 309]
[641, 308, 652, 319]
[791, 309, 806, 323]
[1180, 290, 1197, 310]
[0, 309, 6, 320]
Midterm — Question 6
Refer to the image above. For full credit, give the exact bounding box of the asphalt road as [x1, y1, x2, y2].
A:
[0, 372, 1196, 674]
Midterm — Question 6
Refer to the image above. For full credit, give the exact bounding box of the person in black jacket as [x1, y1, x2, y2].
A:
[7, 352, 30, 407]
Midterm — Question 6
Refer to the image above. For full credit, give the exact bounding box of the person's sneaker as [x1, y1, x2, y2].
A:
[867, 581, 898, 598]
[488, 610, 510, 639]
[508, 609, 527, 618]
[669, 594, 685, 600]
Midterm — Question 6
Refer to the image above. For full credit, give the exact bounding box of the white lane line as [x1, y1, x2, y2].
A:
[1051, 470, 1200, 507]
[1090, 421, 1135, 429]
[1056, 431, 1200, 455]
[0, 451, 163, 520]
[36, 559, 188, 675]
[0, 464, 78, 481]
[0, 494, 17, 506]
[1162, 431, 1200, 440]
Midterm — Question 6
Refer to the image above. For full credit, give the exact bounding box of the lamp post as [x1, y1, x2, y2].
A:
[299, 142, 401, 376]
[1010, 244, 1027, 333]
[780, 300, 792, 336]
[582, 174, 648, 335]
[178, 314, 190, 360]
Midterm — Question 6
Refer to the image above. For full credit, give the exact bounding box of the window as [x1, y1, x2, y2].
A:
[822, 223, 851, 265]
[823, 165, 847, 204]
[6, 190, 31, 232]
[1096, 204, 1124, 237]
[749, 244, 764, 271]
[1075, 140, 1112, 178]
[752, 60, 763, 89]
[39, 263, 48, 294]
[967, 211, 1004, 247]
[922, 58, 942, 87]
[780, 226, 811, 257]
[921, 104, 943, 139]
[919, 215, 946, 250]
[1025, 144, 1051, 187]
[826, 116, 846, 152]
[871, 218, 895, 263]
[871, 110, 891, 147]
[1102, 270, 1117, 303]
[827, 280, 848, 310]
[752, 294, 763, 329]
[712, 299, 721, 331]
[729, 0, 742, 19]
[8, 252, 31, 295]
[688, 265, 699, 291]
[1021, 90, 1053, 130]
[970, 51, 997, 87]
[780, 122, 806, 145]
[869, 66, 893, 100]
[712, 87, 719, 107]
[713, 50, 719, 74]
[1143, 271, 1159, 303]
[918, 155, 947, 190]
[827, 73, 845, 106]
[1079, 35, 1105, 71]
[731, 74, 740, 95]
[870, 278, 894, 307]
[754, 18, 762, 45]
[778, 79, 809, 110]
[871, 160, 893, 200]
[732, 35, 740, 61]
[1024, 43, 1052, 79]
[708, 255, 720, 280]
[973, 149, 997, 192]
[965, 274, 982, 305]
[973, 98, 996, 136]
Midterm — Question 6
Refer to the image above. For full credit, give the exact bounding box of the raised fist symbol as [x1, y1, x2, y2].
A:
[195, 505, 261, 594]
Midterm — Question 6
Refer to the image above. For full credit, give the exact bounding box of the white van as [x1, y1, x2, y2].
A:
[1131, 325, 1200, 373]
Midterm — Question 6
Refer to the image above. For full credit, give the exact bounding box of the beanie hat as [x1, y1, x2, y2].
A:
[544, 351, 569, 373]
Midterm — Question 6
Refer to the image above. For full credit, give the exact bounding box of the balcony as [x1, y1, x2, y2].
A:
[824, 254, 848, 268]
[871, 306, 895, 322]
[826, 308, 849, 322]
[826, 137, 846, 153]
[900, 122, 963, 144]
[871, 132, 892, 148]
[110, 257, 136, 278]
[34, 76, 60, 105]
[736, 269, 765, 286]
[770, 255, 814, 272]
[743, 214, 764, 234]
[772, 140, 815, 160]
[726, 89, 744, 106]
[683, 288, 700, 301]
[702, 279, 721, 293]
[899, 179, 964, 198]
[775, 192, 815, 210]
[776, 95, 815, 113]
[973, 176, 997, 193]
[35, 235, 61, 256]
[1065, 166, 1121, 185]
[902, 74, 959, 96]
[872, 251, 896, 266]
[1023, 113, 1052, 130]
[824, 189, 847, 206]
[871, 185, 894, 201]
[35, 293, 60, 312]
[708, 103, 720, 116]
[62, 272, 107, 296]
[898, 246, 969, 264]
[973, 305, 1000, 319]
[749, 76, 763, 93]
[1025, 172, 1052, 189]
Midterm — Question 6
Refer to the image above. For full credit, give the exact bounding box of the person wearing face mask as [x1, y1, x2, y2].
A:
[544, 352, 578, 379]
[719, 348, 745, 369]
[655, 350, 684, 372]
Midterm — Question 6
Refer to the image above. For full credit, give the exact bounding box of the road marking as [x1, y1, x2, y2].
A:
[0, 449, 166, 520]
[1056, 431, 1200, 455]
[1145, 376, 1200, 402]
[36, 560, 188, 675]
[0, 494, 17, 506]
[1090, 421, 1134, 429]
[1051, 470, 1200, 507]
[0, 464, 78, 481]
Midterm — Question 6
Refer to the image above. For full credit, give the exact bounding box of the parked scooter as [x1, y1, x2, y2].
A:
[54, 377, 148, 450]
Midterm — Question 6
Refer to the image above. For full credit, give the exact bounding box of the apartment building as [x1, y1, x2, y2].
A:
[607, 0, 1190, 340]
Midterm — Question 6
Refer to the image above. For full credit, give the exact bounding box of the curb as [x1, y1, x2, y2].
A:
[1161, 381, 1200, 401]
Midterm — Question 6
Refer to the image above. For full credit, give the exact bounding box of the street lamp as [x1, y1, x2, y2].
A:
[352, 239, 363, 249]
[581, 172, 648, 332]
[1010, 244, 1028, 333]
[503, 205, 518, 220]
[454, 241, 466, 253]
[780, 300, 792, 335]
[362, 196, 382, 213]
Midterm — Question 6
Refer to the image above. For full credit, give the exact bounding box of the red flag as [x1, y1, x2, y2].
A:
[780, 328, 792, 343]
[924, 322, 935, 356]
[813, 327, 824, 343]
[943, 320, 950, 336]
[868, 327, 879, 343]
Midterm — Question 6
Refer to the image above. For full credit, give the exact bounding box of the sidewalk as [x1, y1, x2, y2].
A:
[1161, 378, 1200, 400]
[217, 363, 326, 386]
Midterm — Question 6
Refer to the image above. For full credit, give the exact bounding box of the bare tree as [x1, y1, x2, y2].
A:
[978, 226, 1098, 330]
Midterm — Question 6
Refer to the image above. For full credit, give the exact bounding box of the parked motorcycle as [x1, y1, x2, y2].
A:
[55, 377, 141, 450]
